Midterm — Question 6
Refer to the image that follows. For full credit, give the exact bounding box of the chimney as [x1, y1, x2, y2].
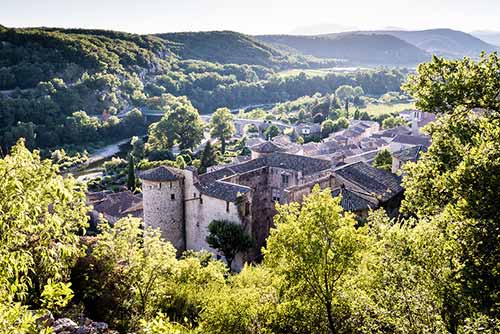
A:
[411, 110, 420, 136]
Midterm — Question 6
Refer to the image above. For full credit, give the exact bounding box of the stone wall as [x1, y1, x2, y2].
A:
[142, 179, 185, 253]
[183, 168, 251, 270]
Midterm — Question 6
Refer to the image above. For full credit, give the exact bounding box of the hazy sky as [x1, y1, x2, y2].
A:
[1, 0, 499, 35]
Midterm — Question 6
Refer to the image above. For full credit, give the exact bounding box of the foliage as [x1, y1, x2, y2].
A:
[206, 220, 253, 271]
[404, 53, 500, 114]
[372, 149, 392, 172]
[199, 140, 217, 174]
[264, 186, 369, 333]
[263, 124, 281, 139]
[381, 115, 408, 129]
[209, 108, 235, 153]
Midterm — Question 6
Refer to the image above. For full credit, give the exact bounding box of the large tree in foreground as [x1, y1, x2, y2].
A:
[209, 107, 235, 154]
[402, 53, 500, 322]
[0, 139, 89, 330]
[264, 186, 368, 334]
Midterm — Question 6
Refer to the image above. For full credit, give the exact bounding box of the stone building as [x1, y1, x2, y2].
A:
[139, 146, 403, 269]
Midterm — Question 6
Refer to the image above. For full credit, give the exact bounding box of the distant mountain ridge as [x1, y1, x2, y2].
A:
[256, 33, 430, 66]
[342, 29, 499, 58]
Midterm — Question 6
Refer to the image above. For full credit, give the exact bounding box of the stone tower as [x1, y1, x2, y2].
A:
[139, 166, 186, 252]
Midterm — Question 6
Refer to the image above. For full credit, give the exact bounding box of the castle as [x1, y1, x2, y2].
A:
[139, 142, 403, 270]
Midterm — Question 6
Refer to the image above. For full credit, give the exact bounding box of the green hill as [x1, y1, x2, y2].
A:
[256, 33, 430, 66]
[155, 30, 344, 69]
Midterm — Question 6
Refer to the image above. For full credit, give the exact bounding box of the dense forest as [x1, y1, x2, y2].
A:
[1, 53, 500, 333]
[0, 26, 406, 152]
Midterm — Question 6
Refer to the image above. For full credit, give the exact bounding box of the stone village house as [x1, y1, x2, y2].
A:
[139, 145, 403, 270]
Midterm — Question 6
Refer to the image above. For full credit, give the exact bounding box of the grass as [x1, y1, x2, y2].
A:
[358, 102, 415, 117]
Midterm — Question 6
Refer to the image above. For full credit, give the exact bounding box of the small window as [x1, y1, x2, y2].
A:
[226, 201, 230, 212]
[281, 174, 289, 185]
[159, 183, 162, 189]
[171, 194, 175, 200]
[200, 196, 203, 204]
[193, 193, 197, 198]
[169, 182, 172, 188]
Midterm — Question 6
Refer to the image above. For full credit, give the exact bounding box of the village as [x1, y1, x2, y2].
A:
[87, 107, 435, 269]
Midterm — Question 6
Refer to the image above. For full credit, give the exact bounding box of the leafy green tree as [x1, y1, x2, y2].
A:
[131, 136, 145, 160]
[403, 53, 500, 114]
[199, 140, 217, 174]
[206, 220, 253, 271]
[264, 186, 368, 334]
[263, 124, 280, 139]
[382, 116, 407, 129]
[175, 155, 187, 169]
[373, 149, 392, 172]
[149, 99, 204, 152]
[0, 139, 88, 330]
[209, 108, 235, 154]
[321, 119, 335, 138]
[403, 54, 500, 322]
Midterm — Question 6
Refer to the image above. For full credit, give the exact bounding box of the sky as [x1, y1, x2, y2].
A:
[1, 0, 500, 35]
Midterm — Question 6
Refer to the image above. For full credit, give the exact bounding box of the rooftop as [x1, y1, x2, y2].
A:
[393, 145, 427, 162]
[139, 166, 184, 182]
[196, 152, 333, 202]
[335, 161, 403, 202]
[392, 134, 431, 147]
[332, 187, 378, 212]
[250, 141, 286, 154]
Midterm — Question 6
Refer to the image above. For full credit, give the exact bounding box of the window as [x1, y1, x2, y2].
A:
[193, 193, 197, 198]
[169, 182, 172, 188]
[200, 196, 203, 204]
[281, 174, 289, 185]
[272, 189, 281, 202]
[226, 201, 230, 212]
[171, 194, 175, 200]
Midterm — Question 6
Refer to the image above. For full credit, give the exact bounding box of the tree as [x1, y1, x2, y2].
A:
[206, 220, 253, 271]
[148, 99, 204, 152]
[335, 85, 355, 116]
[127, 154, 137, 191]
[199, 140, 217, 174]
[131, 136, 145, 160]
[263, 125, 280, 140]
[402, 54, 500, 322]
[382, 116, 407, 129]
[321, 119, 335, 138]
[209, 108, 235, 154]
[264, 186, 368, 333]
[373, 149, 392, 172]
[175, 155, 187, 169]
[0, 139, 88, 314]
[403, 53, 500, 114]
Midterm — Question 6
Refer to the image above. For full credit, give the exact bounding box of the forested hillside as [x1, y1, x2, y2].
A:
[0, 26, 406, 152]
[256, 33, 431, 65]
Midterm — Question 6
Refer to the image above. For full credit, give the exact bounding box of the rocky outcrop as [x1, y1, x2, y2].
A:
[50, 317, 116, 334]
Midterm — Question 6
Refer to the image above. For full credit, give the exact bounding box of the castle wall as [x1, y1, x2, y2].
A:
[183, 169, 251, 270]
[142, 179, 185, 253]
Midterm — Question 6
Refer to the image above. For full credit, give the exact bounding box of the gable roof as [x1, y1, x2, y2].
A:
[335, 161, 403, 202]
[139, 166, 184, 182]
